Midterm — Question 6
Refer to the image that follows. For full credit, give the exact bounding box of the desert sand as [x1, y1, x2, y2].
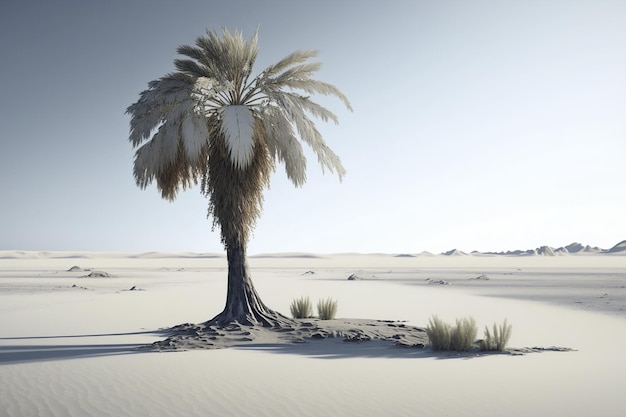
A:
[1, 250, 625, 416]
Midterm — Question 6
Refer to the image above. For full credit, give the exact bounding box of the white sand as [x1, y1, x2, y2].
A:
[1, 251, 625, 416]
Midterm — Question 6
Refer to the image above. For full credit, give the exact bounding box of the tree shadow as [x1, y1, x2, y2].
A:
[232, 338, 508, 360]
[0, 330, 166, 365]
[1, 328, 568, 364]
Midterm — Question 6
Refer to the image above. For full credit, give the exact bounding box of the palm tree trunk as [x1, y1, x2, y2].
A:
[203, 130, 293, 327]
[210, 242, 291, 327]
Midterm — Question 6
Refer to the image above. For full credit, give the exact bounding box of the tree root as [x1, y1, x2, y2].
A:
[207, 308, 297, 328]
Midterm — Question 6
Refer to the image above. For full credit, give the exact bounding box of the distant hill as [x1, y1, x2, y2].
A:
[441, 249, 468, 256]
[564, 242, 584, 253]
[478, 240, 624, 256]
[536, 246, 556, 256]
[607, 240, 626, 253]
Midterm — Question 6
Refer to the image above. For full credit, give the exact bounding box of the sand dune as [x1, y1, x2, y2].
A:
[1, 251, 625, 416]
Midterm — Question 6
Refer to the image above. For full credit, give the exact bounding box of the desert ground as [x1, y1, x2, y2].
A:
[1, 250, 625, 416]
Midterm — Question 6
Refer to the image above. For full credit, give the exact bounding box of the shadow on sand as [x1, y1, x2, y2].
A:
[0, 330, 166, 365]
[232, 339, 511, 360]
[0, 329, 571, 364]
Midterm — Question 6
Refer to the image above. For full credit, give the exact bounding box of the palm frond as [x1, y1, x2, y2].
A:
[274, 79, 352, 112]
[194, 31, 229, 82]
[127, 72, 210, 195]
[269, 95, 346, 180]
[174, 58, 213, 78]
[193, 28, 258, 90]
[221, 105, 256, 169]
[261, 107, 307, 186]
[180, 112, 209, 165]
[261, 50, 318, 78]
[271, 62, 323, 84]
[126, 76, 196, 147]
[176, 44, 208, 64]
[271, 92, 339, 124]
[133, 125, 202, 200]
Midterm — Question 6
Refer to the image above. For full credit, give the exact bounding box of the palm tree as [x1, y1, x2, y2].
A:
[126, 28, 351, 327]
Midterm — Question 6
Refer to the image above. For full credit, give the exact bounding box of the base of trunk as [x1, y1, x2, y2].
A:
[207, 244, 295, 328]
[206, 308, 296, 328]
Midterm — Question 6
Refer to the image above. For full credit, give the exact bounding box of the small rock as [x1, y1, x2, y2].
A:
[71, 284, 88, 290]
[469, 275, 490, 281]
[426, 278, 450, 285]
[81, 271, 113, 278]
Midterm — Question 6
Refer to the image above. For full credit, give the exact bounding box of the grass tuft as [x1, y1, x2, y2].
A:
[290, 296, 313, 319]
[426, 315, 477, 351]
[480, 319, 512, 351]
[316, 297, 338, 320]
[425, 315, 452, 351]
[450, 316, 477, 351]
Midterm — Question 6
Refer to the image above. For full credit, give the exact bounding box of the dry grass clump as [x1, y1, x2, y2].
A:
[290, 296, 313, 319]
[451, 316, 477, 351]
[317, 297, 338, 320]
[425, 315, 451, 351]
[480, 319, 513, 351]
[426, 315, 477, 351]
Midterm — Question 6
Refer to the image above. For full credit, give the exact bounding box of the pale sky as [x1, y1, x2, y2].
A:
[1, 0, 624, 254]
